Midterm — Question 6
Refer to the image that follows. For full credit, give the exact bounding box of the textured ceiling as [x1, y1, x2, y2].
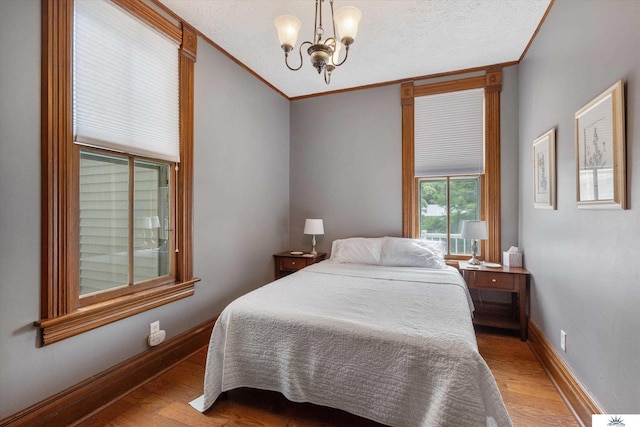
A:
[158, 0, 552, 98]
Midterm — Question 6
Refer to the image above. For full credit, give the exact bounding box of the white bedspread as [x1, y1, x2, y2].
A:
[190, 262, 512, 427]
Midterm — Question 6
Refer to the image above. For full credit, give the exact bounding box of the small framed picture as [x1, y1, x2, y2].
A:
[533, 128, 556, 209]
[574, 80, 626, 209]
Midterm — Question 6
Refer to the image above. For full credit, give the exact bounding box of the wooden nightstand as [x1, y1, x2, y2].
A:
[459, 261, 530, 341]
[273, 252, 327, 279]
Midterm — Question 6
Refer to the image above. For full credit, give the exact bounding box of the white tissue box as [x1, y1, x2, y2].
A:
[503, 251, 523, 267]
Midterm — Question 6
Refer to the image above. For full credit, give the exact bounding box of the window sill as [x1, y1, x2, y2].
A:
[35, 279, 199, 346]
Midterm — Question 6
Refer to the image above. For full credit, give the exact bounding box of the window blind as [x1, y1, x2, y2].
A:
[73, 0, 180, 163]
[414, 88, 484, 176]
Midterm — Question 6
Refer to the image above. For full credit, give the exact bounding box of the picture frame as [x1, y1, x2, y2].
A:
[574, 80, 626, 209]
[533, 128, 556, 209]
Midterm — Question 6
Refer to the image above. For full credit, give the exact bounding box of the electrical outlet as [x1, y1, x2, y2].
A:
[148, 330, 165, 346]
[150, 320, 160, 335]
[560, 330, 567, 352]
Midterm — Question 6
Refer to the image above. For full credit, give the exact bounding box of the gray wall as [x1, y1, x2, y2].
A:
[501, 65, 520, 250]
[290, 70, 521, 256]
[290, 85, 403, 253]
[0, 0, 289, 418]
[192, 39, 290, 317]
[518, 0, 640, 412]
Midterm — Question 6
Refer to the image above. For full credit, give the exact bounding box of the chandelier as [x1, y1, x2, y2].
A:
[274, 0, 362, 84]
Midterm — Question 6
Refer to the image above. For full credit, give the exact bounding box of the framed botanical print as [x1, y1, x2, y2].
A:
[574, 80, 626, 209]
[533, 128, 556, 209]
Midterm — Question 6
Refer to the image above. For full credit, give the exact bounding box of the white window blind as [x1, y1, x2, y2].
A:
[73, 0, 180, 163]
[414, 88, 484, 176]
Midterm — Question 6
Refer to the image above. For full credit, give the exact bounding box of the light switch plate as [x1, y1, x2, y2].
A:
[150, 321, 160, 335]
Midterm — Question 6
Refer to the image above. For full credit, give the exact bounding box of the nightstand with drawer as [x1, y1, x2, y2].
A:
[273, 252, 327, 279]
[459, 261, 530, 341]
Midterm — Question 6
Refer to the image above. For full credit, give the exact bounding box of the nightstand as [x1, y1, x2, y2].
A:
[273, 252, 327, 279]
[459, 261, 530, 341]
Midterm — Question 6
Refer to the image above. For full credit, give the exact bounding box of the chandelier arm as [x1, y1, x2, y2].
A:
[333, 44, 350, 67]
[324, 36, 336, 49]
[284, 41, 312, 71]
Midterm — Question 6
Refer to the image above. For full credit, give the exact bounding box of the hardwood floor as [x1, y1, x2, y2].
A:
[476, 329, 579, 427]
[75, 329, 579, 427]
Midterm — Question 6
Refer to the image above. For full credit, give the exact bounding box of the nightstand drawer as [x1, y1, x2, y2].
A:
[474, 271, 515, 290]
[281, 257, 306, 271]
[274, 252, 327, 280]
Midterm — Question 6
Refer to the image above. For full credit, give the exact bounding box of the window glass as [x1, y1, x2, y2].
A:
[134, 159, 170, 282]
[419, 176, 480, 255]
[419, 178, 447, 246]
[449, 177, 480, 254]
[79, 150, 129, 295]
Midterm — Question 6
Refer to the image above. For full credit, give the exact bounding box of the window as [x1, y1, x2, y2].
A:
[78, 150, 173, 304]
[401, 71, 502, 261]
[419, 176, 481, 256]
[414, 87, 484, 257]
[39, 0, 199, 346]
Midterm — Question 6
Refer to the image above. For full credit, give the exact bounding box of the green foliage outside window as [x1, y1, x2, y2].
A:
[419, 177, 480, 254]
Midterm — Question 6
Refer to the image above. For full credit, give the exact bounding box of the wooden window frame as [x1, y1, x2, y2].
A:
[38, 0, 199, 346]
[401, 70, 502, 262]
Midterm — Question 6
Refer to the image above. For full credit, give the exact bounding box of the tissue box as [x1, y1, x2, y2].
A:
[503, 251, 523, 267]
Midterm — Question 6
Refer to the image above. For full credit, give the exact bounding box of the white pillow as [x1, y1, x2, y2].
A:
[330, 237, 383, 265]
[418, 239, 446, 259]
[380, 236, 446, 269]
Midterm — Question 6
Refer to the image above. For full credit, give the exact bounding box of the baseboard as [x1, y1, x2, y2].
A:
[0, 317, 216, 427]
[528, 321, 602, 427]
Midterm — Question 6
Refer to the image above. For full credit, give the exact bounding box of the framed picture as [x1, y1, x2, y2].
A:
[574, 80, 626, 209]
[533, 128, 556, 209]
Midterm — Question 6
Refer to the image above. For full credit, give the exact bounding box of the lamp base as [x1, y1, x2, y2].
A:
[310, 234, 317, 255]
[467, 256, 481, 265]
[468, 239, 481, 264]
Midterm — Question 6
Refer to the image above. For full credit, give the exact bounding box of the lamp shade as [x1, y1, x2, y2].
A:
[334, 6, 361, 45]
[304, 219, 324, 235]
[274, 15, 301, 50]
[461, 220, 488, 240]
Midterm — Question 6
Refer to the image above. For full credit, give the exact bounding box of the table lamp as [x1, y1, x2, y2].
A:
[461, 220, 487, 265]
[303, 219, 324, 255]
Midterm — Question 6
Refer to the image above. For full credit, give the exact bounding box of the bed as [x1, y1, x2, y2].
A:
[190, 237, 512, 427]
